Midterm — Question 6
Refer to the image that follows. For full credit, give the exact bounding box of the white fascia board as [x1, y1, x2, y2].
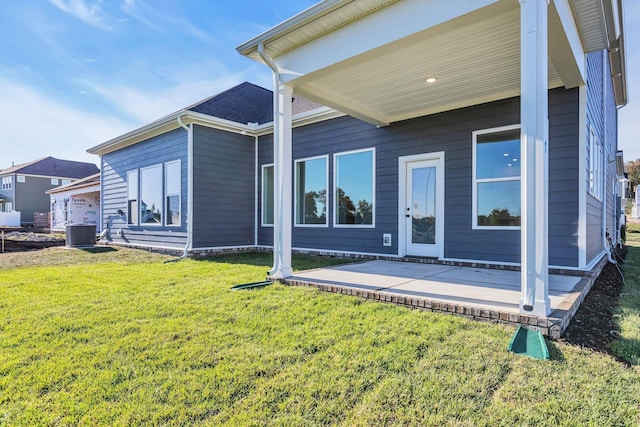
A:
[88, 106, 345, 156]
[254, 106, 346, 136]
[87, 111, 189, 155]
[236, 0, 352, 56]
[46, 183, 100, 195]
[87, 110, 255, 156]
[549, 0, 586, 88]
[183, 110, 257, 134]
[272, 0, 499, 83]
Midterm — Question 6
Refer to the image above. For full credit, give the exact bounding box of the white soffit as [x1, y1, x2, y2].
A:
[292, 6, 563, 125]
[239, 0, 401, 61]
[569, 0, 608, 51]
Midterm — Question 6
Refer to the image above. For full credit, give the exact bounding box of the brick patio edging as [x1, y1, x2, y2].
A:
[283, 255, 609, 339]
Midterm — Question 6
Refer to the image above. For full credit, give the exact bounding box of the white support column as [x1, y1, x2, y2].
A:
[270, 80, 293, 279]
[519, 0, 551, 316]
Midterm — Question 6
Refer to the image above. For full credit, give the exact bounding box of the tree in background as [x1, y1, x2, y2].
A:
[627, 159, 640, 193]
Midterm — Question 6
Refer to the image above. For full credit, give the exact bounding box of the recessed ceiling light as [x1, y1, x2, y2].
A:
[503, 153, 509, 157]
[426, 77, 437, 83]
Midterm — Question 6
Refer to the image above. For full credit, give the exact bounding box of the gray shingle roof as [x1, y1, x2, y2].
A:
[0, 157, 99, 179]
[188, 82, 273, 125]
[187, 82, 323, 125]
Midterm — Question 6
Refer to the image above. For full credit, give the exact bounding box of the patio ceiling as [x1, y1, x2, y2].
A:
[238, 0, 626, 127]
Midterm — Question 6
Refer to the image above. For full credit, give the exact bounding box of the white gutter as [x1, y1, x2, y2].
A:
[87, 107, 341, 157]
[237, 0, 352, 57]
[177, 116, 194, 258]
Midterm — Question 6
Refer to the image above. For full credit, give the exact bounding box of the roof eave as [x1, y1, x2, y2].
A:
[236, 0, 352, 58]
[88, 105, 346, 156]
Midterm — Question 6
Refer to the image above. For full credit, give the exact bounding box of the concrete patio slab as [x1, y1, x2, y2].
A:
[285, 259, 603, 338]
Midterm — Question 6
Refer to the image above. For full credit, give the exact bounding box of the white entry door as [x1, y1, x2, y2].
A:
[401, 154, 444, 257]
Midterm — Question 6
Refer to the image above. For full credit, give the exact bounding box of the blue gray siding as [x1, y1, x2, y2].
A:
[258, 88, 580, 266]
[191, 125, 255, 248]
[585, 50, 619, 265]
[101, 128, 188, 249]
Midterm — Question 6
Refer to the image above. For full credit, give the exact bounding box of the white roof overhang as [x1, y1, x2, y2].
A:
[238, 0, 627, 127]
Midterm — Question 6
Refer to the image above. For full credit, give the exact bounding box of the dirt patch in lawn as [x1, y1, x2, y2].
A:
[0, 232, 65, 252]
[558, 246, 626, 362]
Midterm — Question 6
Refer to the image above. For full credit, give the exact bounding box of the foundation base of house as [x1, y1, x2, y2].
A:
[283, 256, 608, 339]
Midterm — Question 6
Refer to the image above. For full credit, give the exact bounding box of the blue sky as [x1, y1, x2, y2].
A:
[0, 0, 638, 168]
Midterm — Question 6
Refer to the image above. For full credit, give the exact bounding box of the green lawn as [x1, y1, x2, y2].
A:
[611, 223, 640, 364]
[1, 248, 639, 426]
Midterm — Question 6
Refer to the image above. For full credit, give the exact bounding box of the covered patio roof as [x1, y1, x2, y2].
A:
[238, 0, 626, 127]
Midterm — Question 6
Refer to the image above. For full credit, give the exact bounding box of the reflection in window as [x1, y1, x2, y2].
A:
[262, 164, 274, 226]
[127, 170, 138, 225]
[140, 165, 162, 225]
[411, 166, 436, 244]
[165, 160, 181, 226]
[295, 156, 327, 226]
[474, 126, 521, 227]
[335, 149, 374, 226]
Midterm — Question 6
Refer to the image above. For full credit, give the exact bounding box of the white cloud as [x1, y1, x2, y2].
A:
[0, 77, 134, 167]
[89, 60, 249, 123]
[120, 0, 162, 32]
[48, 0, 112, 30]
[120, 0, 217, 44]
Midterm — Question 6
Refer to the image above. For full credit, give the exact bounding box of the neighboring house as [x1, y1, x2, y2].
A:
[89, 0, 627, 319]
[47, 173, 101, 232]
[0, 157, 99, 226]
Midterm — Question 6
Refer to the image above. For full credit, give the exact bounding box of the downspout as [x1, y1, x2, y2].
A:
[254, 135, 259, 246]
[601, 51, 616, 265]
[602, 146, 616, 264]
[258, 43, 281, 276]
[177, 116, 194, 258]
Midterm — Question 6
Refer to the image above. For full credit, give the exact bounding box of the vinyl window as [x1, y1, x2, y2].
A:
[334, 148, 375, 227]
[295, 155, 328, 227]
[473, 125, 521, 229]
[262, 164, 274, 226]
[165, 160, 181, 226]
[140, 165, 163, 225]
[1, 177, 11, 190]
[127, 170, 139, 225]
[589, 128, 603, 200]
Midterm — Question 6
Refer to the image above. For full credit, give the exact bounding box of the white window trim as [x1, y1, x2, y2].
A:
[5, 202, 13, 212]
[333, 147, 376, 229]
[261, 163, 274, 227]
[17, 175, 25, 183]
[472, 124, 521, 230]
[1, 176, 12, 190]
[164, 160, 181, 227]
[294, 154, 329, 228]
[139, 164, 163, 227]
[51, 178, 59, 185]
